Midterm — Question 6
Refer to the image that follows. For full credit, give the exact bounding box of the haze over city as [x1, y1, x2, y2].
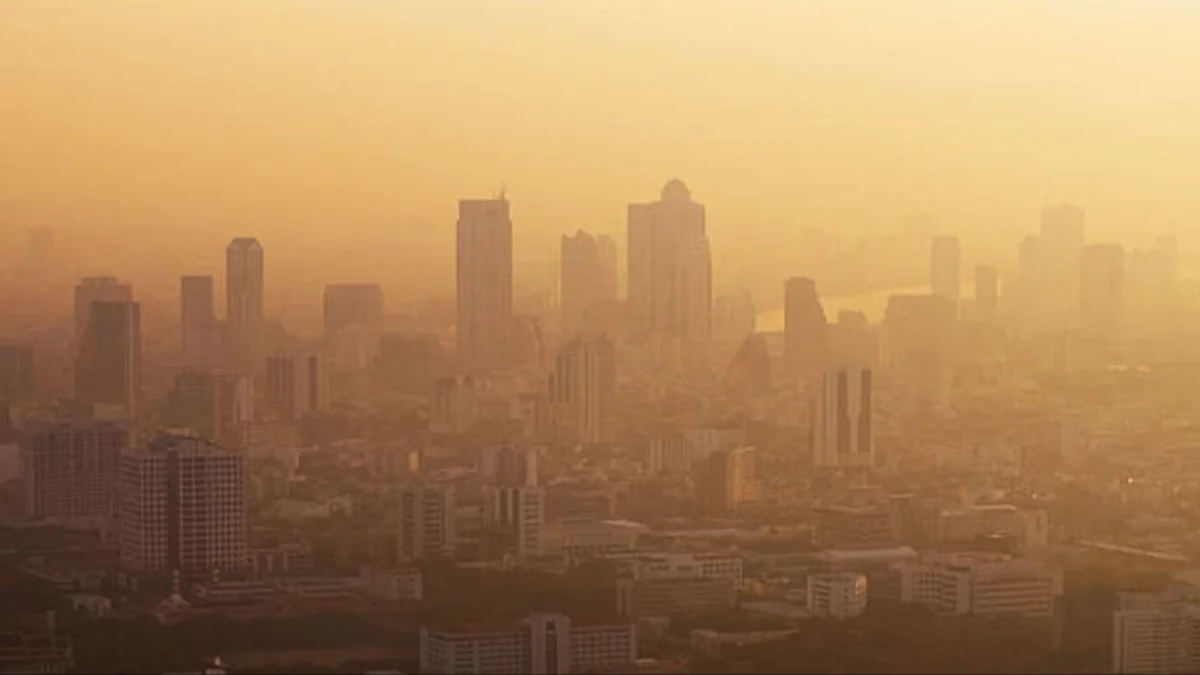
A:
[5, 3, 1200, 675]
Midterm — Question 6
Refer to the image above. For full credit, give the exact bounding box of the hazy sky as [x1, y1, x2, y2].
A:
[4, 1, 1200, 294]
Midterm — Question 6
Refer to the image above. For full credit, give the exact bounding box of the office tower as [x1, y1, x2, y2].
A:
[560, 231, 619, 335]
[974, 265, 999, 321]
[419, 613, 636, 675]
[881, 294, 956, 409]
[626, 180, 712, 366]
[225, 237, 265, 371]
[811, 367, 874, 469]
[1112, 589, 1200, 675]
[725, 334, 772, 398]
[783, 277, 828, 380]
[21, 421, 127, 521]
[323, 283, 384, 374]
[695, 445, 756, 517]
[180, 275, 219, 369]
[456, 197, 513, 373]
[118, 434, 247, 574]
[1039, 204, 1086, 323]
[264, 352, 325, 420]
[73, 277, 133, 344]
[714, 291, 756, 345]
[550, 336, 616, 444]
[930, 236, 962, 308]
[398, 485, 457, 561]
[0, 344, 34, 403]
[165, 369, 224, 441]
[483, 484, 546, 559]
[481, 446, 538, 487]
[1081, 243, 1126, 334]
[74, 300, 141, 416]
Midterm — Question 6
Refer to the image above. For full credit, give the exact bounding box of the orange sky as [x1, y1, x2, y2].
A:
[4, 1, 1200, 296]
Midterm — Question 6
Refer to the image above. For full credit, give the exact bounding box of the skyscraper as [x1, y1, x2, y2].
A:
[225, 237, 265, 371]
[881, 294, 956, 409]
[323, 283, 384, 374]
[974, 264, 999, 321]
[1081, 243, 1126, 334]
[0, 343, 34, 403]
[398, 485, 457, 561]
[180, 275, 219, 369]
[264, 352, 326, 420]
[550, 336, 617, 444]
[1039, 204, 1086, 324]
[783, 277, 828, 380]
[483, 484, 546, 560]
[21, 421, 127, 521]
[75, 300, 141, 416]
[626, 180, 712, 369]
[73, 277, 133, 344]
[560, 230, 619, 335]
[118, 434, 247, 574]
[930, 236, 962, 308]
[456, 197, 513, 373]
[811, 367, 874, 469]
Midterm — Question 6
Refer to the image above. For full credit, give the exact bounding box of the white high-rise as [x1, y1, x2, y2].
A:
[456, 197, 513, 374]
[118, 434, 247, 574]
[398, 485, 457, 561]
[550, 336, 616, 444]
[265, 352, 326, 420]
[811, 366, 874, 469]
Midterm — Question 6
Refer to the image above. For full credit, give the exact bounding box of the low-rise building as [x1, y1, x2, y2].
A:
[896, 552, 1062, 618]
[806, 572, 868, 619]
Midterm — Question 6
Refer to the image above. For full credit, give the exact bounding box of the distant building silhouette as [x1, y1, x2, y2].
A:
[627, 180, 712, 374]
[323, 283, 384, 374]
[930, 235, 962, 310]
[225, 238, 265, 372]
[881, 294, 956, 409]
[457, 197, 513, 373]
[726, 334, 772, 398]
[550, 336, 617, 444]
[0, 344, 35, 404]
[264, 352, 325, 421]
[180, 275, 220, 369]
[974, 264, 999, 322]
[1081, 243, 1126, 335]
[73, 277, 132, 345]
[74, 300, 141, 417]
[560, 230, 618, 336]
[783, 276, 828, 380]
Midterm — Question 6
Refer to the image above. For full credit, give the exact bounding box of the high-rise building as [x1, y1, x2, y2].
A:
[180, 276, 220, 369]
[550, 336, 616, 444]
[323, 283, 384, 374]
[0, 344, 35, 403]
[560, 231, 619, 335]
[695, 446, 756, 517]
[1039, 204, 1086, 324]
[457, 197, 513, 373]
[627, 180, 712, 370]
[483, 484, 546, 559]
[398, 485, 457, 561]
[264, 352, 325, 420]
[974, 264, 999, 321]
[225, 238, 265, 371]
[21, 421, 127, 521]
[73, 277, 132, 344]
[74, 300, 141, 416]
[1112, 589, 1200, 675]
[165, 369, 224, 441]
[930, 236, 962, 308]
[419, 613, 636, 675]
[1081, 243, 1126, 334]
[480, 446, 538, 487]
[811, 367, 874, 469]
[881, 294, 956, 409]
[783, 277, 828, 379]
[118, 434, 247, 574]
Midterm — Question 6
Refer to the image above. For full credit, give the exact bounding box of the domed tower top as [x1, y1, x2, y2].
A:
[661, 179, 691, 202]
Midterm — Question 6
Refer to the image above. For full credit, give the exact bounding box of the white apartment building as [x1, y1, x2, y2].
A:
[119, 434, 246, 574]
[484, 485, 545, 559]
[806, 572, 868, 619]
[419, 612, 635, 674]
[1113, 589, 1200, 675]
[399, 485, 457, 561]
[896, 553, 1062, 618]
